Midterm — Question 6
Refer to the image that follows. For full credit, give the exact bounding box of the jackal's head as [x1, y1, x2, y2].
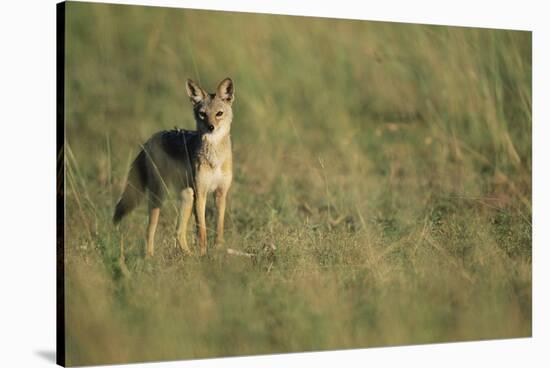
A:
[186, 78, 234, 142]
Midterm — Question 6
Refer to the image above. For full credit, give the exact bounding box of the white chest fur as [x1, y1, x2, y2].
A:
[200, 163, 229, 192]
[197, 134, 231, 192]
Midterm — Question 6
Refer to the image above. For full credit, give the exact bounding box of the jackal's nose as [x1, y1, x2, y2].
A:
[208, 124, 215, 132]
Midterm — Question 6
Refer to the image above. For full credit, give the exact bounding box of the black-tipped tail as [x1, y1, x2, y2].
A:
[113, 150, 147, 225]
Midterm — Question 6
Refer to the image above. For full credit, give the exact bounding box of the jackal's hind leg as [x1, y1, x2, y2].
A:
[176, 188, 194, 255]
[118, 233, 131, 277]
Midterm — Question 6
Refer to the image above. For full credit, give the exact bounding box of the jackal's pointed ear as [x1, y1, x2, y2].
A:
[186, 79, 206, 105]
[217, 77, 234, 104]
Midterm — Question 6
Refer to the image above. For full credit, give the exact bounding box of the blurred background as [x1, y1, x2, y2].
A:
[64, 2, 531, 365]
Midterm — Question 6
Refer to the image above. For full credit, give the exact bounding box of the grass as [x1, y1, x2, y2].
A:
[63, 2, 531, 366]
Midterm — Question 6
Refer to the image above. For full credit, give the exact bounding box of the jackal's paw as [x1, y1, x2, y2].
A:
[179, 245, 192, 257]
[118, 257, 132, 279]
[176, 239, 192, 256]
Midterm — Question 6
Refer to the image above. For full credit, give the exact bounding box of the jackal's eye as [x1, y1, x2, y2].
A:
[216, 111, 224, 117]
[198, 111, 206, 120]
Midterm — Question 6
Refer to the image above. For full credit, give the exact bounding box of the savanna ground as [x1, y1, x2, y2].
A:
[63, 2, 532, 366]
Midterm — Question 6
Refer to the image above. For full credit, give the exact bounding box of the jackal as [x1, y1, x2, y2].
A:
[113, 77, 234, 257]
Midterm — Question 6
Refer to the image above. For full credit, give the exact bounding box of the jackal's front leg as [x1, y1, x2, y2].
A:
[146, 207, 160, 258]
[215, 187, 228, 247]
[194, 189, 208, 256]
[176, 188, 194, 255]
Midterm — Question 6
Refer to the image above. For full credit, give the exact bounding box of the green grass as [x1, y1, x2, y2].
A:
[63, 2, 531, 366]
